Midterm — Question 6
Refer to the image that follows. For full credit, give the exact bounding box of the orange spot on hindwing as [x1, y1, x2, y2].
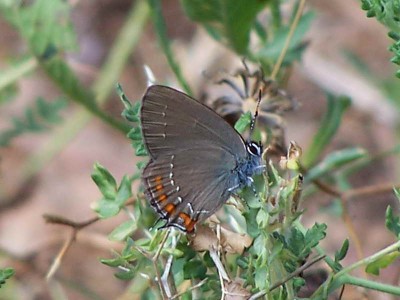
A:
[178, 212, 196, 233]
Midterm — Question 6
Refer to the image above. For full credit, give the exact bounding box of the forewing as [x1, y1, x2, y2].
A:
[140, 85, 246, 160]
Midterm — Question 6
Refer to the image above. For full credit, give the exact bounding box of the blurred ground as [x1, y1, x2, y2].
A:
[0, 0, 399, 299]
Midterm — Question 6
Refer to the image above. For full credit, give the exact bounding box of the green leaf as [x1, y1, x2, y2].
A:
[115, 268, 136, 280]
[254, 266, 268, 290]
[101, 256, 126, 267]
[108, 219, 137, 241]
[91, 163, 117, 199]
[183, 260, 207, 280]
[95, 199, 120, 218]
[385, 205, 400, 238]
[0, 96, 67, 146]
[335, 239, 349, 262]
[115, 175, 132, 206]
[234, 111, 252, 133]
[365, 251, 400, 275]
[127, 127, 143, 141]
[0, 268, 15, 288]
[304, 148, 367, 183]
[394, 187, 400, 201]
[305, 223, 327, 250]
[292, 276, 306, 290]
[303, 94, 351, 167]
[181, 0, 268, 54]
[256, 11, 314, 64]
[118, 83, 141, 123]
[0, 0, 76, 58]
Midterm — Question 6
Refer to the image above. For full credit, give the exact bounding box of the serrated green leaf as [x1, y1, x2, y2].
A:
[127, 126, 143, 141]
[305, 223, 327, 249]
[335, 239, 349, 262]
[118, 83, 141, 123]
[135, 143, 148, 156]
[365, 251, 400, 275]
[305, 148, 366, 183]
[109, 220, 137, 242]
[91, 163, 117, 199]
[385, 205, 400, 238]
[287, 227, 305, 257]
[303, 94, 351, 167]
[135, 159, 147, 172]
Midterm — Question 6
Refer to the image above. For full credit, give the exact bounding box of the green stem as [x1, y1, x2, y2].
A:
[147, 0, 193, 96]
[0, 57, 38, 91]
[311, 240, 400, 297]
[336, 275, 400, 296]
[336, 240, 400, 277]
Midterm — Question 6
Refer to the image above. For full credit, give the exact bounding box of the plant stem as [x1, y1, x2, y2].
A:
[0, 57, 38, 91]
[147, 0, 193, 96]
[270, 0, 306, 80]
[336, 240, 400, 277]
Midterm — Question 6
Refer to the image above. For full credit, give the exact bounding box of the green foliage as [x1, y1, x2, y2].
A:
[332, 239, 349, 271]
[0, 268, 14, 288]
[255, 11, 314, 66]
[92, 163, 133, 218]
[234, 111, 252, 133]
[385, 198, 400, 238]
[181, 0, 269, 55]
[360, 0, 400, 78]
[0, 0, 77, 56]
[366, 251, 400, 275]
[0, 96, 67, 146]
[117, 84, 147, 158]
[305, 147, 367, 183]
[302, 94, 352, 167]
[181, 0, 313, 73]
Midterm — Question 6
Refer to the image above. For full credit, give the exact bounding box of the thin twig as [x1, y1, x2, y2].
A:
[43, 214, 99, 229]
[152, 229, 171, 299]
[270, 0, 307, 80]
[46, 228, 77, 281]
[169, 278, 208, 300]
[343, 183, 400, 202]
[249, 254, 326, 300]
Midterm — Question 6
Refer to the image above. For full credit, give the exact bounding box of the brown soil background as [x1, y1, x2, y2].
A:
[0, 0, 399, 299]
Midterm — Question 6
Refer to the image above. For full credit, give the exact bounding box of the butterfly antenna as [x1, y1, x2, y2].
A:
[249, 89, 262, 138]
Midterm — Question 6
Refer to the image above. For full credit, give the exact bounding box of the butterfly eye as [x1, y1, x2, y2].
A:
[247, 142, 261, 156]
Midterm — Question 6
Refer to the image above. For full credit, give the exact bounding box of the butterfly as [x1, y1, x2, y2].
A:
[141, 85, 264, 233]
